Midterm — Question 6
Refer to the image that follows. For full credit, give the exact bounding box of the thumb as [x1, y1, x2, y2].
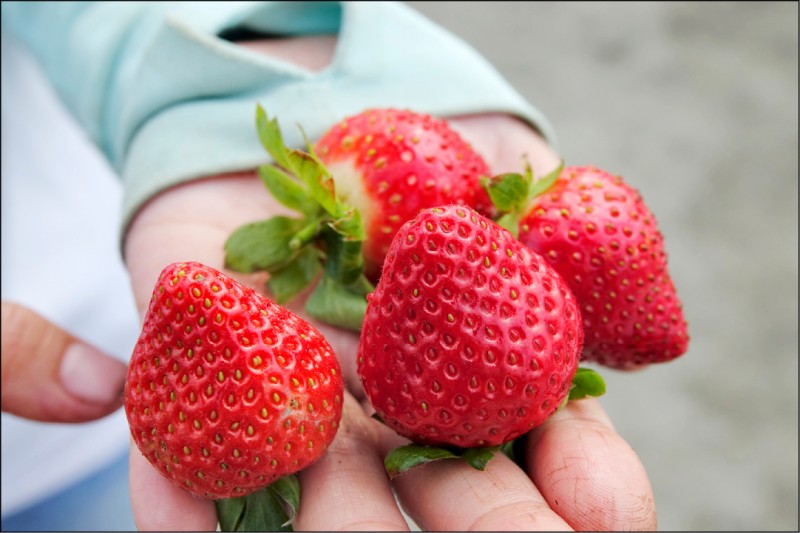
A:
[1, 300, 128, 422]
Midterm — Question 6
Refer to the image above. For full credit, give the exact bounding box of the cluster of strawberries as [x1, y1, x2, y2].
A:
[123, 107, 689, 528]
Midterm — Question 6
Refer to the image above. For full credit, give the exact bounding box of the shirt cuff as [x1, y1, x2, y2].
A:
[118, 1, 558, 242]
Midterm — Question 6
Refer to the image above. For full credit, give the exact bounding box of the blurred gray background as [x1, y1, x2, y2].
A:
[405, 1, 798, 531]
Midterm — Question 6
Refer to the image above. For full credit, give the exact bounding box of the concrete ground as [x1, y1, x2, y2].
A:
[406, 2, 798, 530]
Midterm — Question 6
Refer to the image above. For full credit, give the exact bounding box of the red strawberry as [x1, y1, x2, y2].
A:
[357, 205, 583, 449]
[225, 105, 493, 331]
[516, 166, 689, 369]
[315, 108, 494, 281]
[124, 261, 344, 500]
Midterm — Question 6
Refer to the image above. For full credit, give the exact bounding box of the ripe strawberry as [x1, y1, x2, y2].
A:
[314, 108, 494, 280]
[516, 165, 689, 368]
[124, 261, 344, 501]
[225, 105, 493, 331]
[357, 205, 583, 449]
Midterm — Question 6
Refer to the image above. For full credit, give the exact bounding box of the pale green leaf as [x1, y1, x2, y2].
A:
[304, 275, 369, 331]
[258, 165, 314, 215]
[569, 366, 607, 400]
[224, 217, 305, 273]
[384, 444, 459, 478]
[266, 247, 321, 304]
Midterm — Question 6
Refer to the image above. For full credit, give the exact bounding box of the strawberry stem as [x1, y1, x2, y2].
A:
[224, 105, 373, 329]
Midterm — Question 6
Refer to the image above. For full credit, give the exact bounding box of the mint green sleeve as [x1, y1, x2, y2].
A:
[1, 1, 557, 239]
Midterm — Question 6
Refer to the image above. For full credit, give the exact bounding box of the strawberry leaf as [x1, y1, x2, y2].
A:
[569, 366, 607, 400]
[384, 442, 507, 478]
[224, 217, 306, 273]
[384, 444, 459, 478]
[481, 172, 530, 213]
[269, 474, 301, 528]
[255, 105, 293, 171]
[483, 160, 565, 235]
[495, 212, 521, 239]
[258, 164, 314, 216]
[216, 479, 295, 531]
[461, 446, 500, 471]
[481, 168, 532, 238]
[499, 438, 518, 463]
[266, 247, 321, 304]
[527, 160, 564, 201]
[304, 274, 371, 331]
[216, 496, 245, 531]
[228, 104, 372, 331]
[288, 150, 338, 216]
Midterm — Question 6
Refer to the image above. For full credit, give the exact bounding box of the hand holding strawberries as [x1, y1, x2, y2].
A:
[122, 112, 659, 531]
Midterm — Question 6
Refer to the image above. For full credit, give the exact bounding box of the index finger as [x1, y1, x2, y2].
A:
[525, 398, 658, 531]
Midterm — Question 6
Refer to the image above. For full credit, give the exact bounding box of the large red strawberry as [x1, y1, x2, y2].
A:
[124, 261, 344, 503]
[314, 108, 494, 280]
[224, 106, 493, 331]
[357, 205, 584, 450]
[487, 164, 689, 369]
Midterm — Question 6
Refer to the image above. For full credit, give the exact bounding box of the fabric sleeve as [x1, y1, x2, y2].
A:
[1, 1, 558, 241]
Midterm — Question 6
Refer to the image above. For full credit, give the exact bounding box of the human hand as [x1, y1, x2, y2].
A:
[1, 301, 127, 422]
[122, 113, 656, 531]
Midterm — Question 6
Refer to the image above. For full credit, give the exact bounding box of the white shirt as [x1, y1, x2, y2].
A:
[1, 31, 140, 517]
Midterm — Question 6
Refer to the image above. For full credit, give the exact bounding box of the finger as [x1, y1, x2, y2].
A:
[295, 392, 409, 531]
[526, 398, 658, 531]
[391, 449, 572, 531]
[128, 441, 218, 531]
[1, 300, 126, 422]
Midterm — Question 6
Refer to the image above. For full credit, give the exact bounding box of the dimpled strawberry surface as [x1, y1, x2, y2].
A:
[124, 262, 344, 500]
[358, 205, 583, 448]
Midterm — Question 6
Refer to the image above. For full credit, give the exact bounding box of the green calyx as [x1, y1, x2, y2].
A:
[224, 105, 372, 330]
[215, 474, 300, 531]
[480, 158, 564, 238]
[380, 366, 605, 477]
[568, 366, 606, 400]
[383, 441, 517, 479]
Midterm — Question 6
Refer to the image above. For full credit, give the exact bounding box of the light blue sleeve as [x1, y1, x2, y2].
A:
[1, 1, 558, 239]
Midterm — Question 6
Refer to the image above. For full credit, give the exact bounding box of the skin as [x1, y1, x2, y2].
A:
[2, 35, 658, 531]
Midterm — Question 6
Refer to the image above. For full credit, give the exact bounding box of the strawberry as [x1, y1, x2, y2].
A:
[124, 261, 344, 503]
[224, 106, 492, 331]
[485, 164, 689, 369]
[314, 108, 494, 280]
[357, 205, 584, 451]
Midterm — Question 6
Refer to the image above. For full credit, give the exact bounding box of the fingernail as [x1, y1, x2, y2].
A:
[60, 343, 127, 405]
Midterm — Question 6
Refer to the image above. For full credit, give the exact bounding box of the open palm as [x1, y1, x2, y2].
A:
[123, 114, 656, 531]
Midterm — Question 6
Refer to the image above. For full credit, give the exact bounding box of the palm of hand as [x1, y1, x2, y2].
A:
[123, 115, 656, 531]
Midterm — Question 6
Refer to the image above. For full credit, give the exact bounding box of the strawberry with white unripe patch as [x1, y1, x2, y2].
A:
[225, 106, 494, 331]
[314, 108, 494, 280]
